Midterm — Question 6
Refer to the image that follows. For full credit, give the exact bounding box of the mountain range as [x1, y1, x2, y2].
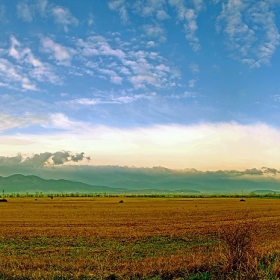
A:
[0, 174, 200, 194]
[0, 167, 280, 194]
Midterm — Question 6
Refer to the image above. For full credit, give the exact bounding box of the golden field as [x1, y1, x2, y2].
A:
[1, 197, 280, 279]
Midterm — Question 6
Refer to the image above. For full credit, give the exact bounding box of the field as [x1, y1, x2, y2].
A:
[1, 197, 280, 279]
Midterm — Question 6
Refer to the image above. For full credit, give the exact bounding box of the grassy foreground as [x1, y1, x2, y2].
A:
[1, 197, 280, 279]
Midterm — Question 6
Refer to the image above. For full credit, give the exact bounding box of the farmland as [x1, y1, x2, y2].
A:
[1, 197, 280, 279]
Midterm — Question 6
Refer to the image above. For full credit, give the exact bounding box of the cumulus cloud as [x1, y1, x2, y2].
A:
[216, 0, 280, 67]
[0, 152, 89, 167]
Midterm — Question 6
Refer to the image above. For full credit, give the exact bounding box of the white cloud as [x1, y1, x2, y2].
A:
[3, 122, 280, 170]
[142, 24, 166, 42]
[189, 78, 196, 88]
[217, 0, 280, 67]
[41, 37, 74, 64]
[51, 6, 79, 32]
[98, 68, 123, 84]
[168, 0, 202, 51]
[169, 91, 197, 99]
[0, 113, 48, 132]
[108, 0, 129, 23]
[0, 4, 5, 21]
[88, 12, 94, 25]
[17, 2, 33, 22]
[147, 41, 156, 48]
[77, 36, 126, 59]
[157, 9, 170, 20]
[9, 36, 21, 60]
[64, 93, 153, 107]
[37, 0, 48, 16]
[78, 35, 178, 89]
[0, 58, 36, 91]
[47, 113, 87, 131]
[6, 36, 61, 86]
[189, 63, 199, 73]
[133, 0, 168, 17]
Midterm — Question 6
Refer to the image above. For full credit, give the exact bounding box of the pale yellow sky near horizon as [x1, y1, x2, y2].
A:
[1, 122, 279, 171]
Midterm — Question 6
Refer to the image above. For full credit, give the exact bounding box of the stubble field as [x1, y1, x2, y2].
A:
[1, 197, 280, 279]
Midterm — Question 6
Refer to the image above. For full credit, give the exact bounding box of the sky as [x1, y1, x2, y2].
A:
[1, 0, 280, 171]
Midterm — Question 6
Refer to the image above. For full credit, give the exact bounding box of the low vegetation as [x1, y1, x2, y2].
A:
[1, 197, 280, 279]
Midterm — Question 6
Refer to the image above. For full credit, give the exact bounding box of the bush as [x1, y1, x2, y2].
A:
[218, 221, 259, 279]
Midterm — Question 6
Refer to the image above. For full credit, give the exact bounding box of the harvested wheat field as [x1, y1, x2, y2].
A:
[1, 197, 280, 279]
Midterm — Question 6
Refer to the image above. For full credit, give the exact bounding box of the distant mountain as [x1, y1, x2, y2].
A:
[0, 174, 122, 194]
[0, 174, 200, 194]
[1, 165, 280, 194]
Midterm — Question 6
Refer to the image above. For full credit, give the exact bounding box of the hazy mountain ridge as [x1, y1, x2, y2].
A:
[1, 165, 280, 194]
[0, 174, 200, 194]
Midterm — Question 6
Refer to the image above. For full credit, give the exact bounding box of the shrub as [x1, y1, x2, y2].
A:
[218, 221, 259, 278]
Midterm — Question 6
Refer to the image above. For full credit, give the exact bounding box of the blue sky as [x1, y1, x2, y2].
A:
[1, 0, 280, 170]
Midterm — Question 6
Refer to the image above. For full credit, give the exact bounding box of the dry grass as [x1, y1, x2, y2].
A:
[0, 197, 280, 279]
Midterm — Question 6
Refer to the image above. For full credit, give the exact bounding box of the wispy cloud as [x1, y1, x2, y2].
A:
[0, 58, 36, 91]
[188, 78, 196, 88]
[0, 4, 5, 21]
[63, 93, 154, 107]
[168, 0, 202, 51]
[51, 6, 79, 32]
[16, 1, 78, 32]
[41, 37, 74, 65]
[108, 0, 129, 23]
[77, 36, 125, 59]
[5, 36, 61, 87]
[109, 0, 201, 50]
[189, 62, 199, 73]
[0, 113, 48, 132]
[16, 1, 33, 22]
[170, 91, 197, 99]
[142, 24, 166, 42]
[216, 0, 280, 67]
[133, 0, 169, 19]
[77, 35, 178, 90]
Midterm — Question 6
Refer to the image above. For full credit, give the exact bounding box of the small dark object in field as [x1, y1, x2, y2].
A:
[50, 196, 53, 199]
[105, 274, 118, 280]
[119, 200, 124, 203]
[35, 199, 38, 201]
[240, 199, 246, 202]
[0, 198, 7, 202]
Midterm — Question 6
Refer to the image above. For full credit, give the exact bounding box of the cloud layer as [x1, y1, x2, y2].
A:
[1, 122, 280, 170]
